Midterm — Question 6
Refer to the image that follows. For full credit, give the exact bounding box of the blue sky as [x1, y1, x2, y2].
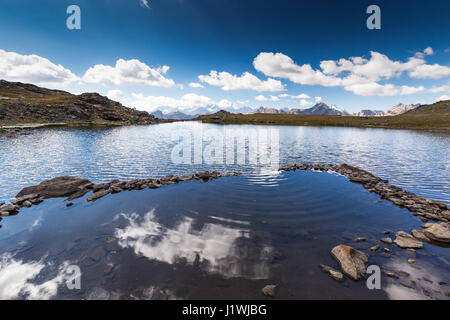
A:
[0, 0, 449, 114]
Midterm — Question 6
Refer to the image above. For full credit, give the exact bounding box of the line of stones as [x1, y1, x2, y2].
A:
[0, 171, 240, 219]
[278, 163, 449, 223]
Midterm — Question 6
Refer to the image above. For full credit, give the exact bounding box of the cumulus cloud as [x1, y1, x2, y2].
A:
[83, 58, 175, 87]
[253, 47, 450, 96]
[255, 95, 279, 102]
[198, 70, 284, 92]
[188, 82, 204, 88]
[0, 49, 77, 85]
[437, 94, 450, 101]
[106, 89, 124, 101]
[279, 93, 310, 99]
[130, 92, 243, 114]
[299, 99, 314, 107]
[315, 96, 322, 102]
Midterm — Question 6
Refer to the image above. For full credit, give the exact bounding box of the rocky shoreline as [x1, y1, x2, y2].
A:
[278, 163, 449, 224]
[0, 171, 240, 220]
[1, 163, 450, 297]
[277, 163, 450, 289]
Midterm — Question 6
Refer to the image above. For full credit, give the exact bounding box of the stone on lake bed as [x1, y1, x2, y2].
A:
[423, 223, 450, 244]
[393, 231, 423, 249]
[331, 245, 368, 281]
[320, 264, 344, 282]
[261, 285, 277, 297]
[369, 245, 380, 252]
[355, 237, 366, 242]
[380, 237, 393, 244]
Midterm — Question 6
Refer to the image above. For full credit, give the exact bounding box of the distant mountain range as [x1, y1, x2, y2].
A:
[251, 102, 422, 117]
[151, 110, 197, 120]
[253, 103, 349, 116]
[352, 103, 420, 117]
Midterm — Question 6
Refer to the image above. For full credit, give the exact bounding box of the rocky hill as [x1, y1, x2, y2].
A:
[0, 80, 157, 126]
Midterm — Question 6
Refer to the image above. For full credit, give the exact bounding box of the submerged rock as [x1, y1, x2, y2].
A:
[423, 223, 450, 244]
[369, 245, 380, 252]
[320, 264, 344, 282]
[393, 231, 423, 249]
[380, 237, 393, 244]
[331, 245, 368, 281]
[261, 285, 277, 297]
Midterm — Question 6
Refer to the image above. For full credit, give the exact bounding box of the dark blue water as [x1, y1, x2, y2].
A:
[0, 123, 449, 300]
[0, 171, 449, 300]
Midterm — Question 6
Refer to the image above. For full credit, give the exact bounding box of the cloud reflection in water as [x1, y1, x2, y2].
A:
[115, 209, 273, 279]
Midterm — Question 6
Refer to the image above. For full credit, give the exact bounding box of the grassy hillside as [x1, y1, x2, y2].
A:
[0, 80, 157, 126]
[195, 100, 450, 133]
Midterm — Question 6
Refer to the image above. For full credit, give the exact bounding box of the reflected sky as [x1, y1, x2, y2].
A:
[115, 210, 273, 279]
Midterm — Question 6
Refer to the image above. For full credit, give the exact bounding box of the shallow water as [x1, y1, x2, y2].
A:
[0, 122, 449, 204]
[0, 123, 449, 300]
[0, 171, 449, 300]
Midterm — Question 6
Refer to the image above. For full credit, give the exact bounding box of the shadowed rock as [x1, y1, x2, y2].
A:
[16, 176, 93, 199]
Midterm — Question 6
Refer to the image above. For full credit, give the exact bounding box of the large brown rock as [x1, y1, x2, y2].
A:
[331, 245, 368, 281]
[393, 231, 423, 249]
[16, 176, 93, 199]
[423, 224, 450, 243]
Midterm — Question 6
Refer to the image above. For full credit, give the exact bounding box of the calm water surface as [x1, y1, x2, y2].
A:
[0, 123, 449, 300]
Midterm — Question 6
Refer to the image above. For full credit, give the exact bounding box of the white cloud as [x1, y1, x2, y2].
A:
[409, 64, 450, 79]
[188, 82, 204, 88]
[0, 49, 77, 85]
[315, 96, 322, 102]
[424, 47, 434, 55]
[106, 89, 124, 101]
[300, 99, 314, 107]
[198, 70, 284, 92]
[255, 95, 279, 102]
[255, 95, 268, 101]
[253, 47, 450, 96]
[429, 84, 450, 93]
[129, 92, 248, 114]
[83, 58, 175, 87]
[399, 85, 426, 95]
[437, 94, 450, 101]
[254, 52, 341, 87]
[279, 93, 310, 99]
